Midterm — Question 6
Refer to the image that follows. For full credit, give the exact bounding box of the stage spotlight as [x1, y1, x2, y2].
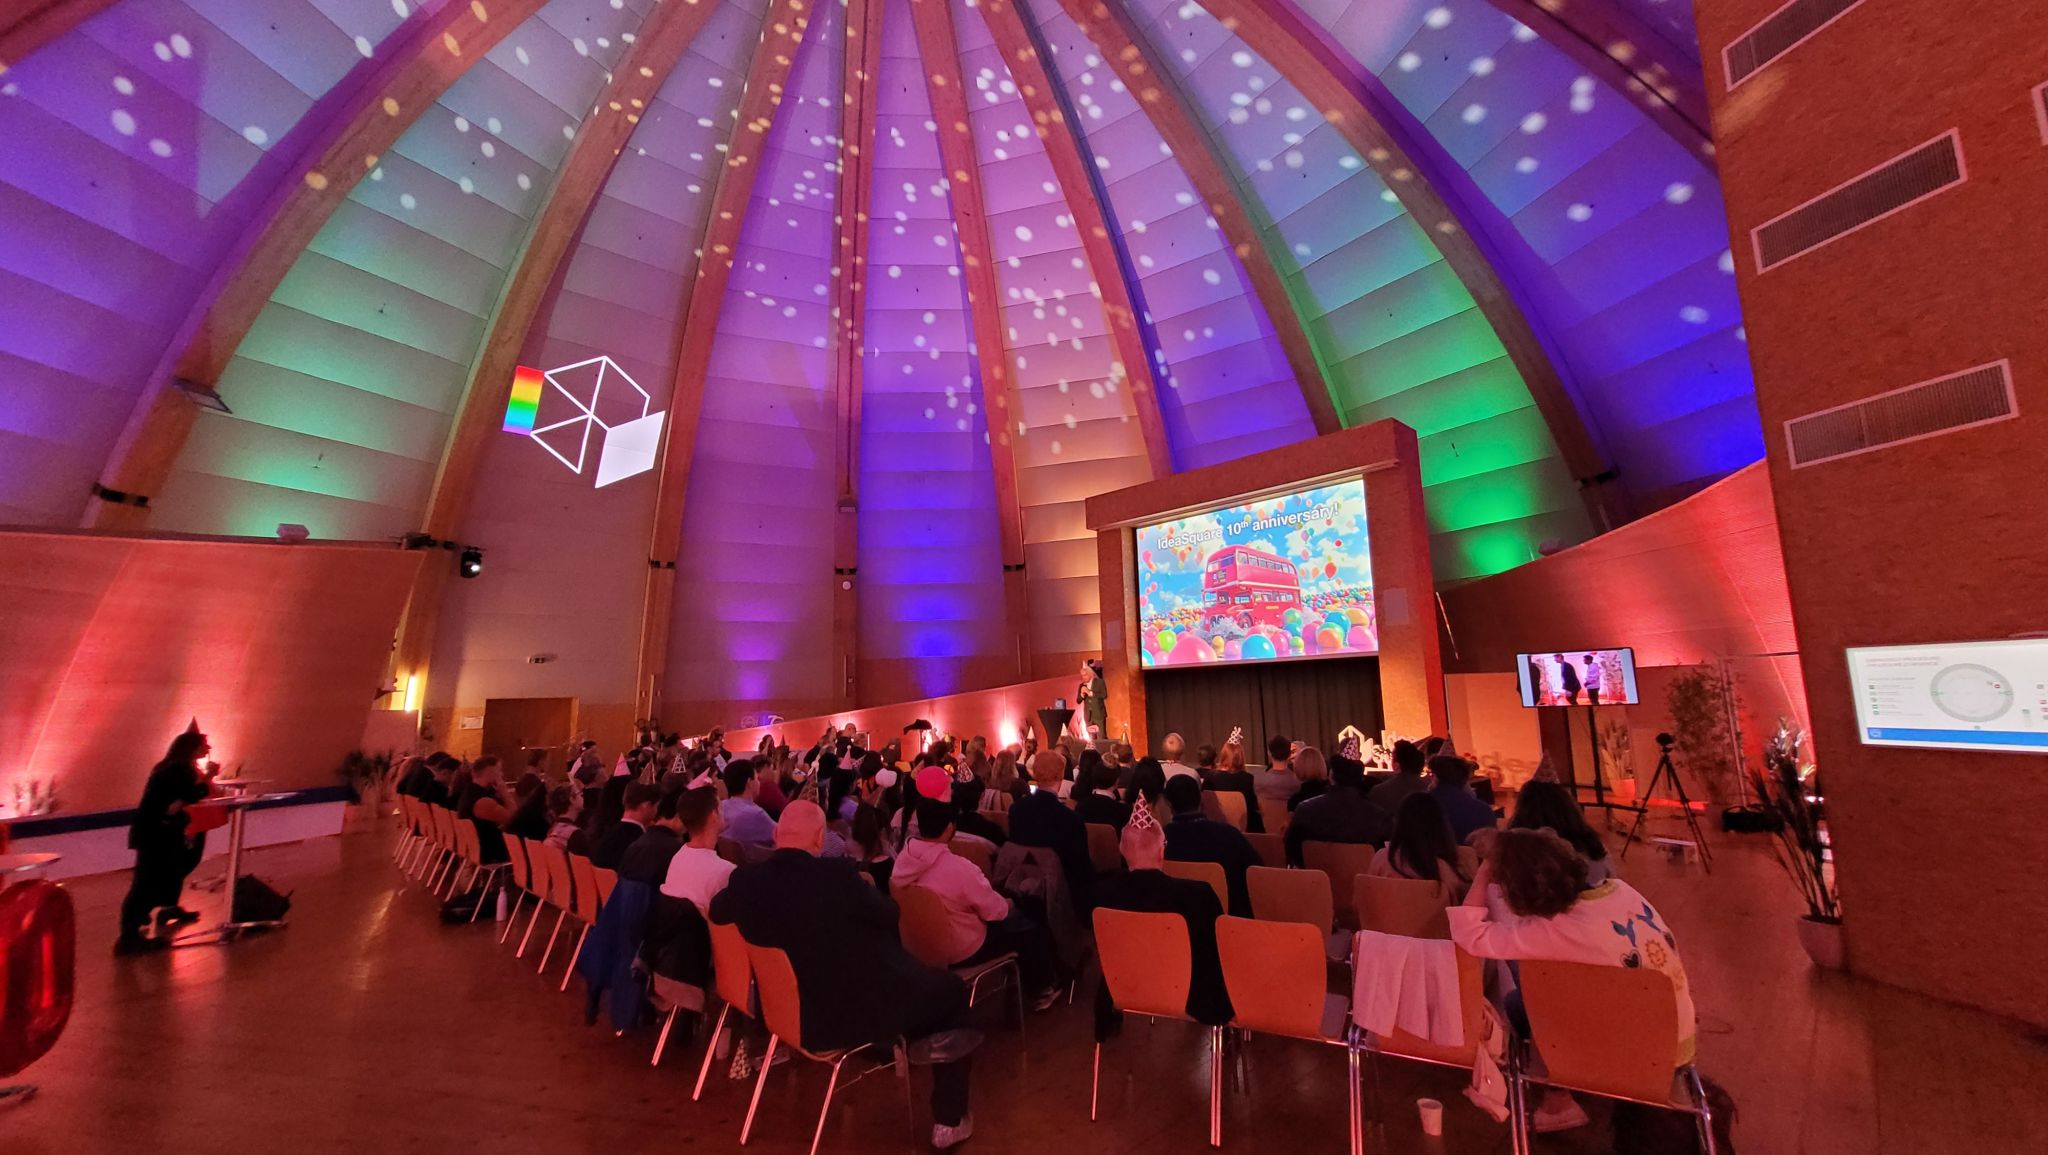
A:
[458, 547, 484, 579]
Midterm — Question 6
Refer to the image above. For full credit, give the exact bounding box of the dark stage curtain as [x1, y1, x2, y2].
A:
[1142, 657, 1383, 758]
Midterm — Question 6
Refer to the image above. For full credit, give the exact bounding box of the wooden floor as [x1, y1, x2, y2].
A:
[11, 815, 2047, 1154]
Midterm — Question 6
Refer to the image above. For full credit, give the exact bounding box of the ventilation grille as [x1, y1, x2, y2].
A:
[1786, 361, 2015, 468]
[1725, 0, 1865, 88]
[1752, 132, 1963, 272]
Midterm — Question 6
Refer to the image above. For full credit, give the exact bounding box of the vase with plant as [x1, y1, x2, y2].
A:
[1749, 718, 1843, 967]
[336, 750, 396, 823]
[1597, 720, 1636, 802]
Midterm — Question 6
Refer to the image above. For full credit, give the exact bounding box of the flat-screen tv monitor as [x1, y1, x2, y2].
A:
[1847, 639, 2048, 753]
[1135, 477, 1374, 668]
[1518, 649, 1639, 707]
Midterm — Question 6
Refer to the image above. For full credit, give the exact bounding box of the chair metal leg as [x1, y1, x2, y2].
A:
[1012, 960, 1027, 1050]
[1508, 1041, 1532, 1155]
[560, 926, 590, 991]
[517, 898, 547, 957]
[499, 893, 528, 944]
[424, 851, 448, 892]
[469, 869, 500, 922]
[1689, 1066, 1718, 1155]
[1209, 1025, 1223, 1147]
[538, 909, 568, 973]
[1347, 1037, 1363, 1155]
[809, 1056, 845, 1155]
[1090, 1042, 1101, 1121]
[740, 1035, 780, 1145]
[694, 1004, 732, 1101]
[651, 1006, 680, 1067]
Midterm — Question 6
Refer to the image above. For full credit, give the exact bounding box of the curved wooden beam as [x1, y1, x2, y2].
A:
[1201, 0, 1613, 494]
[0, 0, 120, 73]
[976, 0, 1172, 478]
[1049, 0, 1340, 436]
[388, 0, 725, 701]
[906, 0, 1034, 679]
[830, 0, 886, 705]
[1483, 0, 1713, 164]
[637, 0, 817, 714]
[84, 0, 553, 529]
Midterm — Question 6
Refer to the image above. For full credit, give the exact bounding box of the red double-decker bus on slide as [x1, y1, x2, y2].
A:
[1201, 546, 1302, 631]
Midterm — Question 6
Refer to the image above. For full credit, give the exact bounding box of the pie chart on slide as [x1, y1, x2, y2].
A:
[1929, 663, 2015, 723]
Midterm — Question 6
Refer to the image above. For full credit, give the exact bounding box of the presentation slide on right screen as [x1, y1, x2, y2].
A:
[1848, 639, 2048, 753]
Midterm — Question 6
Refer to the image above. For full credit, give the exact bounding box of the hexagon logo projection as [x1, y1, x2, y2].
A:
[503, 357, 665, 488]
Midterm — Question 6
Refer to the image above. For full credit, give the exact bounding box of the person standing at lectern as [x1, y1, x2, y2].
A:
[116, 723, 218, 954]
[1079, 659, 1108, 740]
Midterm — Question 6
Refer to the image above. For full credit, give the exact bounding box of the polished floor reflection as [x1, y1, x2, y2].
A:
[12, 819, 2047, 1154]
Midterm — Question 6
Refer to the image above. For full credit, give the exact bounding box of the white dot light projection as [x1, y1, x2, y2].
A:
[0, 0, 1756, 715]
[0, 0, 413, 524]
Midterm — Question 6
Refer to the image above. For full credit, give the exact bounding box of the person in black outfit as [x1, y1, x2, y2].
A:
[1094, 807, 1232, 1030]
[710, 801, 981, 1149]
[1285, 754, 1391, 866]
[116, 725, 217, 953]
[591, 782, 659, 870]
[1555, 653, 1582, 705]
[617, 788, 686, 885]
[948, 781, 1008, 847]
[1007, 750, 1094, 910]
[1160, 775, 1262, 916]
[505, 772, 551, 842]
[456, 757, 512, 866]
[1073, 760, 1130, 829]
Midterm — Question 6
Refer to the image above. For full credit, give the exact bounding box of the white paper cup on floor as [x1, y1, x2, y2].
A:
[1417, 1098, 1444, 1137]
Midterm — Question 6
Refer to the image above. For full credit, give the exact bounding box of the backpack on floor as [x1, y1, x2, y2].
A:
[1613, 1074, 1738, 1154]
[231, 874, 292, 924]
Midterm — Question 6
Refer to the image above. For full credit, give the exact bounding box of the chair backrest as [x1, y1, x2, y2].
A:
[1257, 797, 1289, 837]
[710, 919, 754, 1010]
[1161, 859, 1228, 910]
[1367, 945, 1485, 1067]
[1246, 865, 1332, 933]
[1092, 907, 1191, 1020]
[593, 866, 618, 904]
[984, 810, 1010, 838]
[568, 854, 602, 920]
[714, 838, 744, 866]
[1085, 823, 1122, 873]
[525, 840, 554, 903]
[398, 794, 417, 832]
[506, 835, 531, 890]
[893, 885, 959, 969]
[429, 805, 453, 847]
[1303, 842, 1376, 925]
[1353, 875, 1450, 939]
[1216, 916, 1331, 1041]
[1202, 790, 1248, 830]
[745, 944, 807, 1050]
[1518, 958, 1683, 1102]
[953, 838, 995, 880]
[454, 817, 480, 863]
[1243, 831, 1285, 868]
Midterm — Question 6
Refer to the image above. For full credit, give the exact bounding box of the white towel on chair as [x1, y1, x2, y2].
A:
[1351, 930, 1463, 1047]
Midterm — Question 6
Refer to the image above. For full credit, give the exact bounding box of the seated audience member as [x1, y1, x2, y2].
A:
[892, 798, 1060, 1008]
[1368, 793, 1470, 903]
[1265, 734, 1294, 775]
[1284, 752, 1390, 866]
[1508, 780, 1614, 884]
[1094, 807, 1232, 1029]
[455, 757, 512, 866]
[1428, 755, 1499, 844]
[717, 759, 778, 847]
[1125, 759, 1167, 819]
[1157, 733, 1197, 781]
[544, 785, 581, 849]
[850, 802, 897, 888]
[660, 788, 735, 914]
[591, 782, 659, 870]
[1073, 760, 1130, 829]
[617, 788, 687, 885]
[1204, 740, 1263, 834]
[505, 773, 550, 842]
[1193, 743, 1219, 780]
[710, 802, 981, 1150]
[1368, 739, 1429, 817]
[1161, 775, 1262, 917]
[417, 753, 458, 808]
[1075, 748, 1107, 799]
[1286, 744, 1329, 812]
[1008, 750, 1095, 910]
[983, 752, 1019, 813]
[948, 782, 1008, 847]
[394, 755, 432, 799]
[1450, 829, 1695, 1133]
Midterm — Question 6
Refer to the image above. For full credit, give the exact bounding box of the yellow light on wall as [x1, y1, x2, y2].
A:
[403, 674, 422, 714]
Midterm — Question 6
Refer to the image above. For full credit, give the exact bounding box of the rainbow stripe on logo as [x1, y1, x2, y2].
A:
[503, 365, 544, 434]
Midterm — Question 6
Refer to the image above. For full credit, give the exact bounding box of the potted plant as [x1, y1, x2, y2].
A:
[1748, 719, 1843, 968]
[337, 750, 396, 830]
[1598, 720, 1637, 802]
[1666, 663, 1741, 806]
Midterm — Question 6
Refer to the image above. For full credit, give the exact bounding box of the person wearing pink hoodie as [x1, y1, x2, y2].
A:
[892, 796, 1061, 1010]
